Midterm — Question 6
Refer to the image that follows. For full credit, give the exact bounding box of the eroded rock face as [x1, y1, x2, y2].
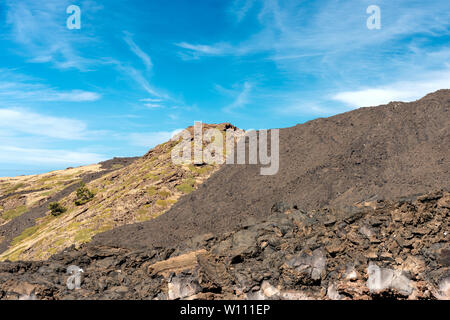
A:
[0, 191, 448, 300]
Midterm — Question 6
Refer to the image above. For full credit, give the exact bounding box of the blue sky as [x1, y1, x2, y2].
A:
[0, 0, 449, 176]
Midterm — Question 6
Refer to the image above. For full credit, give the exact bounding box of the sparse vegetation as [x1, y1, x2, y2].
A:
[74, 228, 94, 243]
[11, 225, 40, 246]
[188, 164, 214, 175]
[156, 199, 169, 208]
[136, 207, 150, 222]
[3, 183, 25, 195]
[48, 202, 67, 216]
[144, 172, 160, 181]
[74, 182, 95, 206]
[158, 190, 171, 198]
[1, 205, 28, 220]
[146, 186, 157, 196]
[176, 178, 196, 194]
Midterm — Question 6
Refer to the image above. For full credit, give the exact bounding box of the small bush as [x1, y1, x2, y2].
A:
[144, 172, 160, 181]
[48, 202, 67, 216]
[156, 199, 168, 208]
[176, 178, 196, 194]
[158, 190, 171, 198]
[188, 164, 213, 175]
[74, 182, 95, 206]
[146, 186, 157, 196]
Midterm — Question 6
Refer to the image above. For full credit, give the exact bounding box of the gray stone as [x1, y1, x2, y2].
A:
[168, 274, 201, 300]
[230, 228, 259, 257]
[437, 277, 450, 300]
[327, 283, 342, 300]
[367, 262, 412, 296]
[287, 249, 326, 281]
[110, 285, 129, 294]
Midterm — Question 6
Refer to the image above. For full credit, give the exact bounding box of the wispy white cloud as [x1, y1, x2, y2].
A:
[177, 0, 450, 119]
[123, 32, 153, 71]
[144, 103, 163, 109]
[140, 98, 162, 102]
[176, 0, 450, 63]
[230, 0, 256, 22]
[5, 0, 99, 70]
[214, 84, 236, 96]
[279, 102, 346, 117]
[139, 98, 164, 108]
[0, 107, 107, 169]
[0, 146, 105, 165]
[175, 42, 234, 60]
[176, 42, 228, 55]
[274, 65, 450, 117]
[0, 108, 89, 140]
[103, 32, 165, 99]
[106, 60, 163, 98]
[0, 69, 101, 103]
[41, 90, 101, 102]
[332, 67, 450, 107]
[222, 81, 253, 112]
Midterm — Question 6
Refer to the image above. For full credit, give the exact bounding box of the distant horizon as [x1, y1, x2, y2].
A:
[1, 0, 449, 177]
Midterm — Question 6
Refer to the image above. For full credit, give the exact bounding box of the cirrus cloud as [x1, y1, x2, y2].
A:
[0, 108, 89, 140]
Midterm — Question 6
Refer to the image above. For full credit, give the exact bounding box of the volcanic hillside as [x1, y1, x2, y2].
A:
[93, 89, 450, 251]
[0, 158, 137, 255]
[0, 124, 239, 261]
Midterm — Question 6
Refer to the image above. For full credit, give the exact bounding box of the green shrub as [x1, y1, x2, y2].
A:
[74, 182, 95, 206]
[48, 202, 67, 216]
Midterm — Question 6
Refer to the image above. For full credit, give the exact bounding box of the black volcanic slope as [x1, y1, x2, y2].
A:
[92, 90, 450, 250]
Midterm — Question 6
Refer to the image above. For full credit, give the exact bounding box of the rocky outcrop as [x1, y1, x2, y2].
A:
[0, 191, 448, 300]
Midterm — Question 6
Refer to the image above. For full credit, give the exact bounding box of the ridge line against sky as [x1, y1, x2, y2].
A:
[0, 0, 449, 176]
